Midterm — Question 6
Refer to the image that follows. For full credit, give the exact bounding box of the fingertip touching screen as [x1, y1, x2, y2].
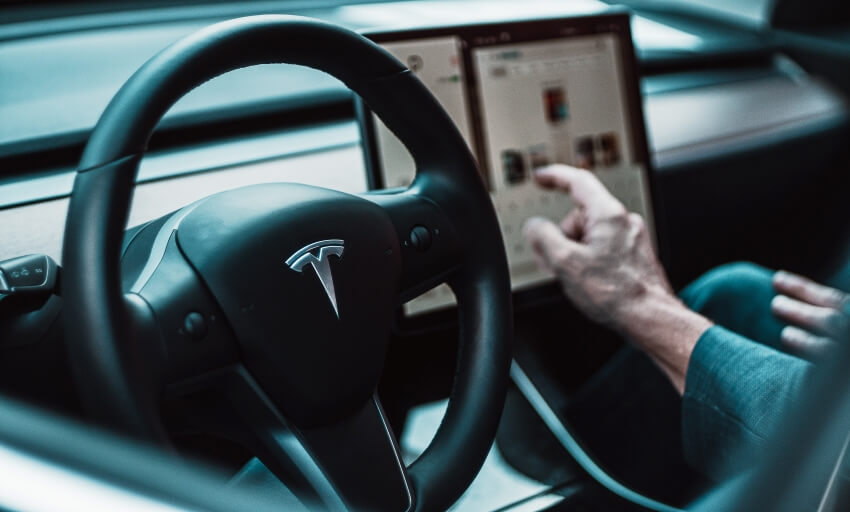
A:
[359, 12, 656, 317]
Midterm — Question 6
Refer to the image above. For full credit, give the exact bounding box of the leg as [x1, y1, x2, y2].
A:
[564, 346, 707, 505]
[680, 262, 784, 350]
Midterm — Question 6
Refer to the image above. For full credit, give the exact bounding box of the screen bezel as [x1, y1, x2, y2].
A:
[357, 11, 661, 333]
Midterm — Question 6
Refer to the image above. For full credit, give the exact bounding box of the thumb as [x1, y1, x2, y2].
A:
[523, 216, 586, 272]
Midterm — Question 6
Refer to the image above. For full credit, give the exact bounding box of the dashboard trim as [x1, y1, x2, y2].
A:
[0, 121, 359, 211]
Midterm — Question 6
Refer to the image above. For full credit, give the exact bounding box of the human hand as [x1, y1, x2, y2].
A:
[522, 164, 712, 393]
[771, 271, 850, 359]
[522, 164, 673, 333]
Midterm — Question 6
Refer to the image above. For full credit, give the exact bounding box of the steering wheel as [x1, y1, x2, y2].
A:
[60, 15, 512, 512]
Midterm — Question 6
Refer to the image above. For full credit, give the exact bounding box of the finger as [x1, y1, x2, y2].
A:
[560, 208, 586, 241]
[773, 270, 849, 310]
[534, 164, 625, 222]
[771, 295, 850, 339]
[780, 325, 836, 359]
[523, 216, 586, 272]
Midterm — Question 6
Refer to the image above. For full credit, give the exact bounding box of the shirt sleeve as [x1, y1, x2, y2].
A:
[682, 325, 813, 480]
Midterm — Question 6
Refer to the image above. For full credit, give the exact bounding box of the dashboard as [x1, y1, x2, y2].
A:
[1, 1, 849, 511]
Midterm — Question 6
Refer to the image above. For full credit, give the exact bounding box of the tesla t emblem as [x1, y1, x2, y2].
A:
[285, 239, 345, 318]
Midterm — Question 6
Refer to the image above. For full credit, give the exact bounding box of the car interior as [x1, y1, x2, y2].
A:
[1, 0, 850, 510]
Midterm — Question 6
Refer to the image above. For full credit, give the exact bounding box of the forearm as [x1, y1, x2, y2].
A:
[614, 285, 714, 394]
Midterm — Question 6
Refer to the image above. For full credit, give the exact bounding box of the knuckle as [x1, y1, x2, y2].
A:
[792, 280, 808, 294]
[551, 248, 574, 268]
[827, 311, 850, 335]
[607, 209, 629, 225]
[827, 288, 847, 307]
[788, 282, 806, 295]
[628, 213, 646, 231]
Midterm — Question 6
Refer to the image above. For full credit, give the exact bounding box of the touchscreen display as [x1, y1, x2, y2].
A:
[363, 16, 654, 316]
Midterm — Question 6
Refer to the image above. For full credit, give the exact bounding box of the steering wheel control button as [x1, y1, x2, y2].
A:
[183, 312, 207, 340]
[409, 225, 432, 252]
[0, 254, 58, 296]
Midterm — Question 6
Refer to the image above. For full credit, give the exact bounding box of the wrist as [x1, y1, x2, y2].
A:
[611, 283, 679, 335]
[614, 285, 714, 394]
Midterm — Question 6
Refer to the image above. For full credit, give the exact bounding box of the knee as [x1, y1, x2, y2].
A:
[681, 262, 774, 315]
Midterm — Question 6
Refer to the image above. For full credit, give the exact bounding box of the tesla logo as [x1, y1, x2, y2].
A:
[285, 239, 345, 318]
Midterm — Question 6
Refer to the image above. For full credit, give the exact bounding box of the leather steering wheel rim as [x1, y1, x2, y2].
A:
[62, 15, 512, 511]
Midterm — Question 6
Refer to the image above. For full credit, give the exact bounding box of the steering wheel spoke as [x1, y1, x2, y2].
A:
[166, 366, 412, 512]
[121, 216, 242, 385]
[363, 191, 464, 303]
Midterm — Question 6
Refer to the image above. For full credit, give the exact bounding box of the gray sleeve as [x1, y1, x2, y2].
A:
[682, 325, 813, 480]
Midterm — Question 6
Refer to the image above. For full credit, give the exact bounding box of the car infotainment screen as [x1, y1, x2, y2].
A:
[358, 13, 655, 317]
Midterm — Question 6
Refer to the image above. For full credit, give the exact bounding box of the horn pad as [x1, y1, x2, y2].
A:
[177, 183, 402, 427]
